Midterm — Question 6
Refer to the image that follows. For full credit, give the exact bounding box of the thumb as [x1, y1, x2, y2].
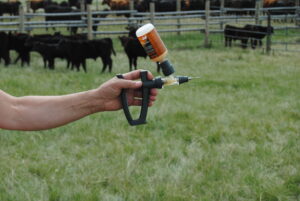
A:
[114, 79, 142, 89]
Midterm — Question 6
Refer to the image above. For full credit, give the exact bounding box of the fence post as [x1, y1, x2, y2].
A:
[266, 13, 272, 54]
[128, 0, 134, 27]
[26, 0, 31, 13]
[19, 5, 25, 33]
[96, 0, 99, 10]
[296, 0, 300, 26]
[260, 0, 264, 17]
[220, 0, 225, 30]
[80, 0, 86, 32]
[176, 0, 181, 35]
[150, 2, 155, 25]
[204, 0, 210, 48]
[129, 0, 134, 12]
[25, 0, 31, 33]
[80, 0, 85, 12]
[255, 0, 262, 25]
[87, 5, 93, 40]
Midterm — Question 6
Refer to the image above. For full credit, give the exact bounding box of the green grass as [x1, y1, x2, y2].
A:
[0, 42, 300, 201]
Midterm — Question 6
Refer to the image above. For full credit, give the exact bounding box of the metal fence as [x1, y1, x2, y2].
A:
[0, 2, 299, 52]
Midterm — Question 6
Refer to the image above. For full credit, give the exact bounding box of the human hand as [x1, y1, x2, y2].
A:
[96, 70, 158, 111]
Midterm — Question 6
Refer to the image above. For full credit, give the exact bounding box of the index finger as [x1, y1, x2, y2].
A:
[122, 70, 154, 81]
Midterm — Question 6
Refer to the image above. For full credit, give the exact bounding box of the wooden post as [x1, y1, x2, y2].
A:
[19, 5, 25, 33]
[96, 0, 99, 10]
[220, 0, 225, 30]
[128, 0, 134, 26]
[26, 0, 31, 13]
[87, 5, 93, 40]
[150, 2, 155, 25]
[260, 0, 264, 17]
[129, 0, 134, 12]
[176, 0, 181, 35]
[24, 0, 31, 33]
[80, 0, 85, 12]
[204, 0, 210, 48]
[296, 0, 300, 26]
[80, 0, 85, 32]
[255, 0, 261, 25]
[266, 13, 271, 54]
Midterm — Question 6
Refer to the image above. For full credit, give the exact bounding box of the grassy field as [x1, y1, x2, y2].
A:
[0, 35, 300, 201]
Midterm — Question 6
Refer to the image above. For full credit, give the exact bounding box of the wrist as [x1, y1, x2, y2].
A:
[86, 89, 106, 114]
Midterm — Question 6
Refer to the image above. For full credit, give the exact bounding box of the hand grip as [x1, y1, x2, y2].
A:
[117, 70, 150, 126]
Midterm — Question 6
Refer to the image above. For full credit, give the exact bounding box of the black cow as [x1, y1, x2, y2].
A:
[68, 0, 93, 9]
[0, 2, 5, 16]
[8, 33, 31, 67]
[224, 24, 274, 49]
[225, 0, 255, 15]
[89, 38, 116, 73]
[44, 5, 81, 35]
[121, 25, 161, 72]
[30, 0, 54, 13]
[29, 0, 67, 12]
[0, 1, 20, 16]
[137, 0, 185, 12]
[25, 33, 72, 69]
[44, 5, 104, 34]
[119, 36, 149, 71]
[59, 38, 116, 73]
[30, 41, 69, 69]
[224, 25, 249, 48]
[58, 40, 87, 71]
[136, 0, 220, 12]
[0, 2, 4, 16]
[126, 24, 139, 37]
[244, 24, 274, 49]
[0, 32, 11, 66]
[76, 38, 116, 73]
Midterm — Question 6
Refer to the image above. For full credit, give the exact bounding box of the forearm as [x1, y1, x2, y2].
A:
[0, 70, 157, 131]
[2, 89, 104, 131]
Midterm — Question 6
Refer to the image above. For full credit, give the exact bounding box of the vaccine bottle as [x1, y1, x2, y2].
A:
[136, 23, 175, 76]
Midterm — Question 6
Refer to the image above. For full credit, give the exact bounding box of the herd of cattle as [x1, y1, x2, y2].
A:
[224, 24, 274, 48]
[0, 23, 273, 73]
[0, 31, 117, 72]
[0, 0, 107, 34]
[0, 0, 295, 35]
[0, 0, 91, 15]
[132, 0, 296, 13]
[0, 0, 297, 17]
[0, 25, 160, 73]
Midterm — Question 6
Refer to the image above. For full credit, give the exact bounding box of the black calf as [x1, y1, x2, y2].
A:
[0, 32, 11, 66]
[244, 24, 274, 49]
[59, 38, 116, 73]
[119, 36, 147, 71]
[224, 25, 248, 48]
[31, 41, 68, 69]
[9, 33, 31, 67]
[224, 24, 274, 49]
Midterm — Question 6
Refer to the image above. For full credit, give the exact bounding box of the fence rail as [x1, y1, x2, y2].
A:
[1, 9, 299, 31]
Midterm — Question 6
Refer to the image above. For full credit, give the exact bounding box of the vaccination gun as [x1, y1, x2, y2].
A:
[117, 23, 198, 126]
